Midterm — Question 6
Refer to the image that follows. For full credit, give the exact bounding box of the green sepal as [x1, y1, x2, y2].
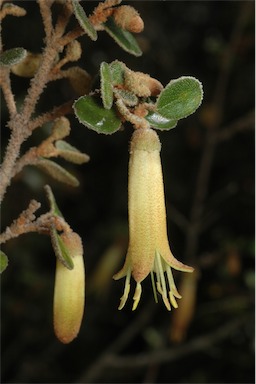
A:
[0, 47, 27, 67]
[0, 250, 8, 273]
[100, 62, 113, 109]
[104, 17, 142, 57]
[37, 159, 79, 187]
[109, 60, 125, 86]
[156, 76, 203, 120]
[44, 185, 64, 218]
[55, 140, 90, 164]
[145, 111, 177, 130]
[73, 95, 122, 134]
[50, 227, 74, 270]
[72, 0, 97, 41]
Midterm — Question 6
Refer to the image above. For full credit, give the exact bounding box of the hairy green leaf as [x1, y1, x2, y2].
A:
[156, 76, 203, 120]
[104, 17, 142, 57]
[113, 88, 138, 106]
[146, 111, 178, 130]
[73, 95, 122, 134]
[50, 228, 74, 270]
[55, 140, 90, 164]
[37, 159, 79, 187]
[100, 62, 113, 109]
[44, 185, 64, 218]
[72, 0, 97, 41]
[0, 47, 27, 67]
[0, 251, 8, 273]
[109, 60, 125, 85]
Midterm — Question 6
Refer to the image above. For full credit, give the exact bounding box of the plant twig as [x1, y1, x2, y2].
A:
[0, 70, 17, 119]
[218, 110, 255, 142]
[77, 302, 156, 383]
[28, 100, 73, 131]
[103, 314, 252, 369]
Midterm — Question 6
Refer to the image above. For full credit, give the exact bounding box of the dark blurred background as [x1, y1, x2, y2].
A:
[1, 1, 255, 383]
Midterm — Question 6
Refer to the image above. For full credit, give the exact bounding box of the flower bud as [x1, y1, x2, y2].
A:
[53, 232, 85, 343]
[114, 6, 144, 33]
[65, 40, 82, 62]
[11, 52, 42, 77]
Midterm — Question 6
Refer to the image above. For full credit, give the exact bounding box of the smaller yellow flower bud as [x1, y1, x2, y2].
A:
[11, 52, 42, 78]
[53, 232, 85, 344]
[65, 40, 82, 62]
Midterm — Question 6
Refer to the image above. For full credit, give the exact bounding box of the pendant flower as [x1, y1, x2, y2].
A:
[113, 128, 194, 310]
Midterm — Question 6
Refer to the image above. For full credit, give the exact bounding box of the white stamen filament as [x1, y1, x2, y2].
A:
[166, 266, 182, 299]
[132, 283, 142, 311]
[155, 251, 171, 311]
[118, 268, 131, 310]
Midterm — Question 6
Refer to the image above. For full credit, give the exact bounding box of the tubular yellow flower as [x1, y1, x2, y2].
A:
[53, 232, 85, 344]
[113, 128, 194, 310]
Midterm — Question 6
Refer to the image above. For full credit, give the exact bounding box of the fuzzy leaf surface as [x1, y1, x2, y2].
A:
[72, 0, 97, 41]
[73, 95, 121, 134]
[55, 140, 90, 164]
[146, 111, 178, 130]
[100, 62, 113, 109]
[156, 76, 203, 120]
[37, 159, 79, 187]
[104, 17, 142, 57]
[0, 251, 8, 273]
[0, 47, 27, 67]
[50, 228, 74, 270]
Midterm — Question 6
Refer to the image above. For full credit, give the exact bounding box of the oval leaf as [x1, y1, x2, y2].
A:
[37, 159, 79, 187]
[100, 62, 113, 109]
[73, 95, 122, 134]
[55, 140, 90, 164]
[104, 17, 142, 57]
[156, 76, 203, 120]
[0, 47, 27, 67]
[72, 0, 97, 41]
[0, 250, 8, 273]
[145, 111, 178, 130]
[50, 228, 74, 270]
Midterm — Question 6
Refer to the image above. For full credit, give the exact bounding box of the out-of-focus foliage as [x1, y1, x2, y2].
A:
[1, 1, 254, 383]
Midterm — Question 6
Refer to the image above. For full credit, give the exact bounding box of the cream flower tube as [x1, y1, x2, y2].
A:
[114, 128, 194, 310]
[53, 232, 85, 344]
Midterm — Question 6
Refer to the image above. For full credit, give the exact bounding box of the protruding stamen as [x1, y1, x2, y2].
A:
[118, 268, 131, 310]
[132, 282, 142, 310]
[155, 251, 171, 310]
[150, 271, 158, 303]
[169, 291, 178, 309]
[166, 266, 182, 299]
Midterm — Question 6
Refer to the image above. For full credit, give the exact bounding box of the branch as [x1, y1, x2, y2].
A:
[218, 110, 255, 142]
[0, 69, 17, 119]
[77, 302, 156, 383]
[0, 200, 42, 244]
[103, 314, 252, 369]
[38, 0, 54, 41]
[28, 100, 73, 131]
